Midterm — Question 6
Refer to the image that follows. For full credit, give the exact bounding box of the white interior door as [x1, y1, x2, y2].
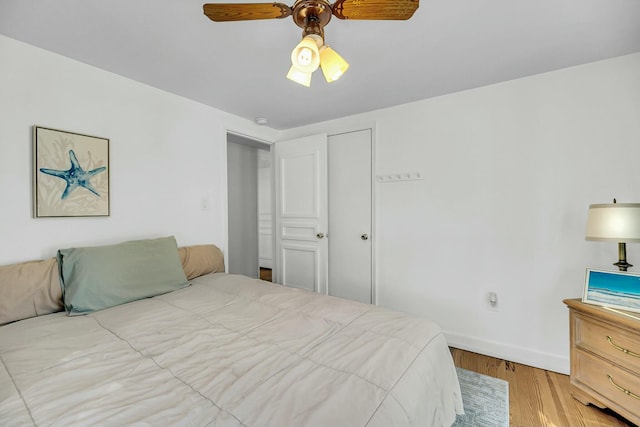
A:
[258, 149, 273, 269]
[328, 129, 373, 303]
[274, 134, 328, 293]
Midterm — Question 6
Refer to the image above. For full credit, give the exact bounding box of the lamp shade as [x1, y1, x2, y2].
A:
[319, 46, 349, 83]
[286, 65, 312, 87]
[585, 203, 640, 242]
[290, 35, 322, 73]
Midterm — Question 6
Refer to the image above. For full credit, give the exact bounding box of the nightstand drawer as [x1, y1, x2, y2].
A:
[575, 350, 640, 421]
[575, 313, 640, 374]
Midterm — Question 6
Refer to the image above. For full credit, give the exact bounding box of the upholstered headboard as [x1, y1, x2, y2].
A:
[0, 240, 225, 325]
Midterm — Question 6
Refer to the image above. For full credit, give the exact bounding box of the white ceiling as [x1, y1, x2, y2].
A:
[2, 0, 639, 129]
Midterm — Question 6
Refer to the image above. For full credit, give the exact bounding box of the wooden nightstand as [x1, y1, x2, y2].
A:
[564, 298, 640, 425]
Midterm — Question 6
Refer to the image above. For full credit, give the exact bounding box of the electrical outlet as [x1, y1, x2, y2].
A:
[487, 291, 499, 312]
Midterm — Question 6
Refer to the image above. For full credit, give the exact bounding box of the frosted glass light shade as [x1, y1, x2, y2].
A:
[585, 203, 640, 242]
[319, 46, 349, 82]
[286, 65, 312, 87]
[290, 35, 322, 73]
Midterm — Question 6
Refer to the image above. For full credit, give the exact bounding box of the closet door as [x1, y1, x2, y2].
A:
[328, 129, 373, 304]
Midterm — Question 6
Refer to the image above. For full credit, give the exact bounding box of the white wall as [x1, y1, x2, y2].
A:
[280, 53, 640, 373]
[0, 35, 276, 264]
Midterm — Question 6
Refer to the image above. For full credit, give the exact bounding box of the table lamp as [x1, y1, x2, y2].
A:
[585, 200, 640, 271]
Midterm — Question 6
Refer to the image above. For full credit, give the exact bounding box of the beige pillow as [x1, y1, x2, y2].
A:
[178, 244, 225, 280]
[0, 258, 63, 325]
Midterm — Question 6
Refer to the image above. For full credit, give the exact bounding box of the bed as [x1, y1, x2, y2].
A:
[0, 237, 463, 427]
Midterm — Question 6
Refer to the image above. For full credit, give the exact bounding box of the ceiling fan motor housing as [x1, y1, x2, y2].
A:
[293, 0, 333, 38]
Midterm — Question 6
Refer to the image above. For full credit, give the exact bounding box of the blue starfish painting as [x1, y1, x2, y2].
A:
[40, 150, 107, 200]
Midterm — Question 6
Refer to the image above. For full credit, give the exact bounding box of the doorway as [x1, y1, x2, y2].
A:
[226, 132, 272, 279]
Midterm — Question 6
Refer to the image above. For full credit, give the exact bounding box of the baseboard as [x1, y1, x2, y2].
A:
[444, 331, 570, 375]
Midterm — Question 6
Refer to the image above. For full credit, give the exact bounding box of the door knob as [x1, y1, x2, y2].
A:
[316, 232, 325, 239]
[361, 233, 369, 240]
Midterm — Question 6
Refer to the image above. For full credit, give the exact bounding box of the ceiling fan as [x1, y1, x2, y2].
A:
[203, 0, 419, 86]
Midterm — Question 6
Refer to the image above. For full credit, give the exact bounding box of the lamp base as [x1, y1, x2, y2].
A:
[614, 242, 632, 271]
[613, 260, 633, 271]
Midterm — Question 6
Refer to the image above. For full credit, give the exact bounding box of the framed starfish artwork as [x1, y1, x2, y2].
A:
[33, 126, 109, 217]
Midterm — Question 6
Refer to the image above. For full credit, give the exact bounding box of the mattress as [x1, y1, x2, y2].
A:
[0, 273, 463, 426]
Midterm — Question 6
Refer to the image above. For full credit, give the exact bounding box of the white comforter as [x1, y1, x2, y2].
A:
[0, 273, 463, 427]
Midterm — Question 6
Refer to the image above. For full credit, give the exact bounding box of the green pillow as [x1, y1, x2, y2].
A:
[57, 236, 189, 315]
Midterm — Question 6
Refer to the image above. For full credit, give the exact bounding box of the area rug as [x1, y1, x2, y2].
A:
[452, 367, 509, 427]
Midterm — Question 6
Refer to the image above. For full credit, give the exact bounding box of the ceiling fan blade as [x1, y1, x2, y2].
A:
[203, 3, 292, 22]
[331, 0, 418, 20]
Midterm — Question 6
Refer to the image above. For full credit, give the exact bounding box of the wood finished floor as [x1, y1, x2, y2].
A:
[450, 348, 637, 427]
[259, 267, 272, 282]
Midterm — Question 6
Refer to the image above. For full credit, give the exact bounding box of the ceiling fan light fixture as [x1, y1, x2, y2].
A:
[204, 0, 420, 85]
[290, 34, 323, 73]
[286, 65, 312, 87]
[319, 45, 349, 82]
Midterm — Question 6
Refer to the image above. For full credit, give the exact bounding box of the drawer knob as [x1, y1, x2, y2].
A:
[607, 374, 640, 401]
[606, 335, 640, 358]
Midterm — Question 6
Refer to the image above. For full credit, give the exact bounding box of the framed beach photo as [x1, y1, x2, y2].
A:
[583, 269, 640, 314]
[33, 126, 110, 217]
